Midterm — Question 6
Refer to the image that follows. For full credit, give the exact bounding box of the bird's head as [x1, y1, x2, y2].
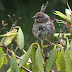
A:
[32, 12, 49, 23]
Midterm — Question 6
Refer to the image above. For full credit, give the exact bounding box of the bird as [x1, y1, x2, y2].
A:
[32, 1, 55, 51]
[32, 1, 55, 61]
[32, 11, 55, 42]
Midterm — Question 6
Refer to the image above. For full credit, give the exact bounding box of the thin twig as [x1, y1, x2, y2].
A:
[22, 49, 26, 54]
[13, 14, 16, 22]
[40, 1, 48, 12]
[14, 46, 19, 53]
[21, 66, 32, 72]
[8, 15, 14, 23]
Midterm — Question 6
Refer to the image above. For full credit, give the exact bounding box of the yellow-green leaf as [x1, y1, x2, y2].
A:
[65, 49, 72, 72]
[64, 36, 69, 49]
[69, 49, 72, 60]
[0, 29, 18, 37]
[16, 27, 24, 50]
[0, 29, 17, 46]
[0, 47, 4, 69]
[3, 55, 8, 64]
[1, 35, 16, 46]
[56, 51, 61, 71]
[55, 11, 71, 22]
[60, 48, 66, 72]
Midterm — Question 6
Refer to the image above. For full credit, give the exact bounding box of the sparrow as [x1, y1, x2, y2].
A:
[32, 12, 55, 41]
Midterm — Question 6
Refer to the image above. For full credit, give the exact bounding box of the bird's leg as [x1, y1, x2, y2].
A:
[41, 40, 43, 53]
[41, 40, 46, 71]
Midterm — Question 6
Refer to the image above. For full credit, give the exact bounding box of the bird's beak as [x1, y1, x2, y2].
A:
[32, 16, 36, 19]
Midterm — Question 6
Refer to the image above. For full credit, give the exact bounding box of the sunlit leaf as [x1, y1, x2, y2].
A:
[35, 45, 44, 72]
[10, 52, 19, 72]
[0, 47, 4, 69]
[1, 35, 16, 46]
[56, 51, 61, 71]
[16, 27, 24, 50]
[69, 49, 72, 60]
[0, 29, 17, 46]
[65, 49, 72, 72]
[54, 11, 71, 22]
[0, 29, 18, 37]
[3, 55, 8, 64]
[46, 48, 57, 72]
[64, 36, 69, 49]
[60, 48, 66, 72]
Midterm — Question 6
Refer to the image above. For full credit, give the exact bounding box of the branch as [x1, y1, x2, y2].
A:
[8, 14, 22, 31]
[40, 1, 48, 12]
[21, 66, 32, 72]
[0, 45, 22, 60]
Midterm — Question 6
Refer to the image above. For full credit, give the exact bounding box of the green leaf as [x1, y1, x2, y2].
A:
[18, 43, 38, 67]
[16, 27, 24, 50]
[1, 35, 16, 46]
[64, 36, 69, 49]
[55, 11, 71, 22]
[30, 45, 38, 72]
[10, 52, 19, 72]
[46, 48, 57, 72]
[65, 49, 72, 72]
[3, 55, 8, 64]
[69, 49, 72, 60]
[60, 48, 66, 72]
[0, 29, 17, 46]
[35, 46, 44, 72]
[56, 51, 61, 71]
[0, 47, 4, 69]
[0, 29, 18, 37]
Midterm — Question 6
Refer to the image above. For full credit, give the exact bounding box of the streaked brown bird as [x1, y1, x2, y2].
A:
[32, 1, 55, 43]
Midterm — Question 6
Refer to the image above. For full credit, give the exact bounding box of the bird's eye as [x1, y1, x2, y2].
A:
[37, 16, 40, 18]
[36, 14, 44, 18]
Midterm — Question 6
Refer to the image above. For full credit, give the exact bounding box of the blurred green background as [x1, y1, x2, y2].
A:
[0, 0, 71, 72]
